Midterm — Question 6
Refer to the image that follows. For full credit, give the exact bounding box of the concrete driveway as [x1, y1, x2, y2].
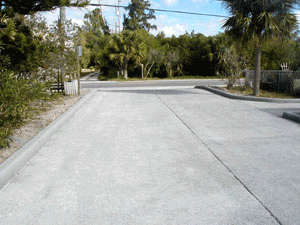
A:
[0, 87, 299, 224]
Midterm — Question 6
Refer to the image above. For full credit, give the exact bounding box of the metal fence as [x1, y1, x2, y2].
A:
[245, 70, 300, 96]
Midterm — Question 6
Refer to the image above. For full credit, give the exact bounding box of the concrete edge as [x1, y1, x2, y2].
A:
[97, 86, 195, 91]
[0, 89, 97, 190]
[282, 112, 300, 124]
[195, 86, 300, 103]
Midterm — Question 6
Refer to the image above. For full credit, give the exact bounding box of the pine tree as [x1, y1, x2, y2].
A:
[123, 0, 156, 32]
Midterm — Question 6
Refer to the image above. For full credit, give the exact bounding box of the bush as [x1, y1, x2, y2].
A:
[0, 71, 55, 148]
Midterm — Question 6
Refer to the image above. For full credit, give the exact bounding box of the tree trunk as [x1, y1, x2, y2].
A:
[124, 63, 128, 79]
[167, 63, 173, 78]
[170, 68, 173, 78]
[119, 65, 123, 77]
[145, 61, 154, 78]
[253, 45, 262, 96]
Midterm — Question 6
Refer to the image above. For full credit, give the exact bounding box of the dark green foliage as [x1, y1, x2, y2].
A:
[0, 15, 54, 76]
[123, 0, 156, 32]
[0, 127, 11, 149]
[157, 32, 232, 77]
[90, 30, 236, 79]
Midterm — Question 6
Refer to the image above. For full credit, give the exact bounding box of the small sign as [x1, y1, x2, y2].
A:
[76, 46, 82, 57]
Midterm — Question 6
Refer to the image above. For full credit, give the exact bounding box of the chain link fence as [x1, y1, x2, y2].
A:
[245, 70, 300, 96]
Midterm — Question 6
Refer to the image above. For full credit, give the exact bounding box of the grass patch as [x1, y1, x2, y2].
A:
[222, 86, 297, 99]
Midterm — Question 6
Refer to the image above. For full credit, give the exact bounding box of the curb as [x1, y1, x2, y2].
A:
[282, 112, 300, 124]
[195, 86, 300, 103]
[0, 89, 97, 190]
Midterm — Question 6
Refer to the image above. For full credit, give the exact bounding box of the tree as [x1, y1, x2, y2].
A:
[0, 0, 89, 77]
[222, 0, 298, 96]
[0, 0, 88, 16]
[73, 27, 91, 69]
[109, 30, 146, 79]
[81, 8, 110, 70]
[83, 8, 109, 37]
[260, 38, 295, 70]
[123, 0, 156, 32]
[220, 46, 247, 89]
[0, 14, 53, 76]
[143, 49, 161, 78]
[37, 18, 81, 81]
[162, 45, 182, 78]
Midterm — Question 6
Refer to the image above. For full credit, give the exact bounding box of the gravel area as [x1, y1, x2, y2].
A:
[0, 90, 88, 164]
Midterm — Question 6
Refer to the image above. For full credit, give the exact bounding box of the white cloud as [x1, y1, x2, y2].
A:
[296, 11, 300, 23]
[41, 8, 59, 26]
[156, 14, 167, 22]
[196, 19, 223, 36]
[163, 24, 187, 36]
[151, 1, 161, 8]
[151, 14, 187, 36]
[152, 23, 187, 37]
[70, 18, 84, 26]
[163, 0, 177, 6]
[192, 0, 209, 2]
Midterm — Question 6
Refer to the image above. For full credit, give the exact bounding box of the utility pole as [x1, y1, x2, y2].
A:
[59, 7, 66, 92]
[76, 46, 82, 95]
[98, 0, 102, 11]
[116, 0, 121, 34]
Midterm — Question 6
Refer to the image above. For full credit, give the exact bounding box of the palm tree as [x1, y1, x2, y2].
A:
[109, 31, 134, 79]
[109, 30, 146, 79]
[222, 0, 298, 96]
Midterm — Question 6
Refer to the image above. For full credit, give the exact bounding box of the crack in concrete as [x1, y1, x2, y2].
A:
[155, 93, 282, 225]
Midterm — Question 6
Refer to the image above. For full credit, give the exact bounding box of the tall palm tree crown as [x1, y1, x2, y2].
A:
[222, 0, 298, 41]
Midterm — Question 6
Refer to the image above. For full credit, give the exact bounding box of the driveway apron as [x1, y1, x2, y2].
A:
[1, 88, 299, 224]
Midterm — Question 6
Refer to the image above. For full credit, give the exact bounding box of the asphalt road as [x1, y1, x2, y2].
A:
[80, 78, 228, 89]
[0, 87, 300, 224]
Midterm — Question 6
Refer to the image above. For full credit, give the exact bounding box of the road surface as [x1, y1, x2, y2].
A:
[80, 78, 229, 89]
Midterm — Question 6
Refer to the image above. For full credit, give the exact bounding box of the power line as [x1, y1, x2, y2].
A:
[88, 3, 228, 18]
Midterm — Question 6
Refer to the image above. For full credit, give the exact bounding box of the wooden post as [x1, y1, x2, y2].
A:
[78, 56, 81, 95]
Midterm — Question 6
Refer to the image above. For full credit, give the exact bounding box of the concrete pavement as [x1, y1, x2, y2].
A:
[80, 78, 227, 89]
[0, 87, 300, 224]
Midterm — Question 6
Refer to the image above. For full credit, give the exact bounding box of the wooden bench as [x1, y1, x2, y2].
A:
[50, 83, 64, 93]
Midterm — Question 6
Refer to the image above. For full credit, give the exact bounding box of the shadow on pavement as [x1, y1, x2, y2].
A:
[260, 108, 300, 117]
[98, 89, 215, 96]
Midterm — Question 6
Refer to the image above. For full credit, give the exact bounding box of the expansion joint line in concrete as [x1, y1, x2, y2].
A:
[155, 93, 283, 225]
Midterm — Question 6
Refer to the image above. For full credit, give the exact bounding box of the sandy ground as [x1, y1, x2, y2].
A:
[0, 90, 88, 164]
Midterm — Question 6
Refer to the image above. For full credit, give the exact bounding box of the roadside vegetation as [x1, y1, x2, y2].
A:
[0, 0, 88, 148]
[220, 86, 297, 99]
[0, 72, 63, 148]
[1, 0, 300, 147]
[80, 0, 300, 86]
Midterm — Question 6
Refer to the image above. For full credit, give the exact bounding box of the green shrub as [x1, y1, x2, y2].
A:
[0, 128, 11, 149]
[0, 71, 56, 148]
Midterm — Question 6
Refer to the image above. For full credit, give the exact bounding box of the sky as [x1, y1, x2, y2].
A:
[40, 0, 299, 37]
[40, 0, 228, 37]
